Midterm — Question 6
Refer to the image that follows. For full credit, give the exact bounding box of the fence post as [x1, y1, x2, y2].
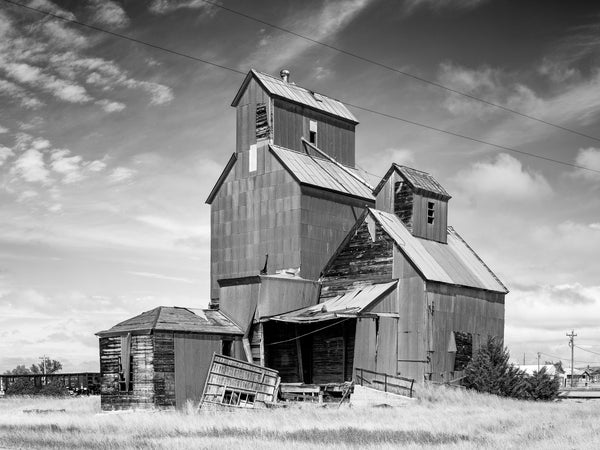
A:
[384, 373, 388, 392]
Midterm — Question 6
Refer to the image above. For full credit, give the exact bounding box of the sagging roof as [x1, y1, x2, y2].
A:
[266, 281, 398, 323]
[270, 145, 375, 201]
[96, 306, 243, 337]
[373, 164, 451, 200]
[232, 69, 358, 123]
[369, 209, 508, 293]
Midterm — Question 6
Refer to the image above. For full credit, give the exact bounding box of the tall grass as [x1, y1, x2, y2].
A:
[0, 390, 599, 449]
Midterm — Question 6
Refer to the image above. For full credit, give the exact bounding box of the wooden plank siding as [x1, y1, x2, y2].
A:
[99, 335, 155, 411]
[153, 332, 175, 408]
[235, 78, 271, 155]
[320, 217, 395, 299]
[273, 99, 356, 167]
[411, 194, 447, 244]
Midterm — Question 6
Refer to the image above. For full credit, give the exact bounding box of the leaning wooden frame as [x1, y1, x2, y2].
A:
[198, 353, 280, 410]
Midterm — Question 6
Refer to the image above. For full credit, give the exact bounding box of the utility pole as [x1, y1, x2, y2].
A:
[567, 330, 577, 388]
[523, 353, 525, 365]
[537, 352, 541, 372]
[39, 355, 47, 386]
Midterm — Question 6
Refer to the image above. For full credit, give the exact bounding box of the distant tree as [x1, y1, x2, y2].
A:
[30, 357, 62, 374]
[463, 336, 529, 400]
[4, 365, 32, 375]
[39, 379, 69, 397]
[5, 378, 37, 395]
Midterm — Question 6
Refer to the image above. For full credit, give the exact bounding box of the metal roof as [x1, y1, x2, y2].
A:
[267, 281, 398, 323]
[232, 70, 358, 123]
[96, 306, 243, 336]
[369, 209, 507, 293]
[270, 145, 375, 201]
[373, 164, 451, 200]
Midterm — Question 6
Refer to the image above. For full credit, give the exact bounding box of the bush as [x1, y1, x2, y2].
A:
[527, 367, 560, 401]
[463, 336, 559, 401]
[39, 380, 70, 397]
[5, 378, 38, 396]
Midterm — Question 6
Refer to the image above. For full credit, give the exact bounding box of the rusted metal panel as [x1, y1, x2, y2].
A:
[232, 70, 358, 123]
[174, 334, 221, 408]
[369, 209, 507, 293]
[268, 281, 397, 323]
[269, 145, 372, 201]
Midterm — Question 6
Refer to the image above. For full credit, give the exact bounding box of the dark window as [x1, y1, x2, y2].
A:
[453, 332, 473, 371]
[118, 356, 132, 392]
[427, 201, 435, 224]
[222, 388, 255, 407]
[256, 103, 269, 140]
[222, 340, 233, 357]
[309, 131, 317, 144]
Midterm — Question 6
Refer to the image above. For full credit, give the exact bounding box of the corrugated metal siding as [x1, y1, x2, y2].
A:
[270, 145, 374, 200]
[395, 165, 451, 199]
[370, 209, 507, 293]
[253, 70, 357, 122]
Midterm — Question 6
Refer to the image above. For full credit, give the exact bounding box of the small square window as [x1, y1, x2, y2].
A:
[309, 120, 317, 144]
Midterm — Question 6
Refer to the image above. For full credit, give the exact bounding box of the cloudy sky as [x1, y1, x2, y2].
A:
[0, 0, 599, 373]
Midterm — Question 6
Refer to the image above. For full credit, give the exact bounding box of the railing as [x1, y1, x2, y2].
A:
[354, 367, 415, 398]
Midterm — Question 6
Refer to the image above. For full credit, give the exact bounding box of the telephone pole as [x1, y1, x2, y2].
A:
[567, 330, 577, 388]
[537, 352, 541, 372]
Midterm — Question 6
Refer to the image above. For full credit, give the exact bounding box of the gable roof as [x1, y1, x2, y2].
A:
[369, 209, 507, 293]
[373, 164, 451, 200]
[270, 145, 375, 202]
[205, 153, 237, 204]
[266, 281, 398, 323]
[96, 306, 243, 337]
[232, 70, 358, 123]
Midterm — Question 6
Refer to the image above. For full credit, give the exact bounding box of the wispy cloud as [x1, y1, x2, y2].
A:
[10, 148, 50, 184]
[108, 166, 136, 183]
[0, 145, 13, 166]
[572, 147, 600, 182]
[402, 0, 490, 15]
[87, 0, 130, 29]
[148, 0, 217, 16]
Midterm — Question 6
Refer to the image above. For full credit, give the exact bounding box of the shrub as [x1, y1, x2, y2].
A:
[527, 367, 560, 401]
[5, 378, 38, 396]
[39, 380, 70, 397]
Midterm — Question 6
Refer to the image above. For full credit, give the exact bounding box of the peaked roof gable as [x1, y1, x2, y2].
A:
[270, 145, 375, 201]
[205, 152, 237, 204]
[373, 164, 451, 200]
[96, 306, 243, 337]
[231, 70, 358, 123]
[368, 208, 507, 293]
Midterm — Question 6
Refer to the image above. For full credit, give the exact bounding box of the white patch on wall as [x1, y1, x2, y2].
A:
[249, 144, 257, 173]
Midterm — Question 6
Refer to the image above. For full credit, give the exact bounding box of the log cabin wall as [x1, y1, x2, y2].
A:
[272, 99, 356, 166]
[425, 282, 505, 382]
[210, 145, 302, 301]
[320, 217, 395, 300]
[99, 335, 155, 411]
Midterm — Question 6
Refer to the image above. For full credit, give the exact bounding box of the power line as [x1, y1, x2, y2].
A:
[3, 0, 600, 175]
[199, 0, 600, 145]
[575, 345, 600, 357]
[266, 318, 352, 346]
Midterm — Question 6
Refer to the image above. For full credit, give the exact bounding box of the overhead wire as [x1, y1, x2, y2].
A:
[198, 0, 600, 144]
[574, 345, 600, 357]
[266, 318, 353, 346]
[2, 0, 600, 175]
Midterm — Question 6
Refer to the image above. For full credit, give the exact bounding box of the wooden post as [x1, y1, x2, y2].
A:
[295, 325, 304, 383]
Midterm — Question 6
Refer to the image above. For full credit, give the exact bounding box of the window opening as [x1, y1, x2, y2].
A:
[255, 103, 269, 140]
[222, 340, 233, 357]
[453, 332, 473, 371]
[309, 120, 317, 145]
[222, 388, 255, 407]
[427, 201, 435, 224]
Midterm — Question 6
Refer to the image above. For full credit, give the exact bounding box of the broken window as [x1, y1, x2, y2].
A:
[453, 331, 473, 371]
[222, 388, 255, 407]
[309, 120, 317, 145]
[118, 333, 132, 392]
[427, 201, 435, 225]
[255, 103, 269, 140]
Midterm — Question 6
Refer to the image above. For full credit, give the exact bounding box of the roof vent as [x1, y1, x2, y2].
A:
[280, 69, 290, 83]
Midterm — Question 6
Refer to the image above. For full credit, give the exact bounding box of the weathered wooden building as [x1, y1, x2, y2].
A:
[96, 307, 242, 410]
[206, 69, 374, 303]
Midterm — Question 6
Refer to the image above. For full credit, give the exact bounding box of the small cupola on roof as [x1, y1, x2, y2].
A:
[373, 164, 451, 244]
[231, 69, 358, 167]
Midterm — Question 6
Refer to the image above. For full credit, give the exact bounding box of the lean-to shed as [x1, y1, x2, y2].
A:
[96, 306, 242, 410]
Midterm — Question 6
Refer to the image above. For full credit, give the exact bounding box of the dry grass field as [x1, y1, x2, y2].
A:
[0, 386, 599, 449]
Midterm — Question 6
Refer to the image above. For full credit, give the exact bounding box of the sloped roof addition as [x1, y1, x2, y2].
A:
[369, 209, 507, 293]
[96, 306, 243, 337]
[270, 145, 375, 201]
[373, 164, 451, 200]
[232, 70, 358, 123]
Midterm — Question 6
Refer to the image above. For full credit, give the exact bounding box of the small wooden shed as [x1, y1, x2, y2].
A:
[96, 306, 243, 410]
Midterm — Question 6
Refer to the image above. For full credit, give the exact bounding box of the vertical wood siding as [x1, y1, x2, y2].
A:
[236, 78, 271, 155]
[273, 99, 356, 167]
[153, 332, 175, 408]
[411, 194, 447, 244]
[99, 335, 155, 411]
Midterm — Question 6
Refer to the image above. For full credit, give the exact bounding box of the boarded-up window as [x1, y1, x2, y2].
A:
[119, 333, 132, 392]
[249, 144, 257, 172]
[256, 103, 269, 140]
[453, 332, 473, 371]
